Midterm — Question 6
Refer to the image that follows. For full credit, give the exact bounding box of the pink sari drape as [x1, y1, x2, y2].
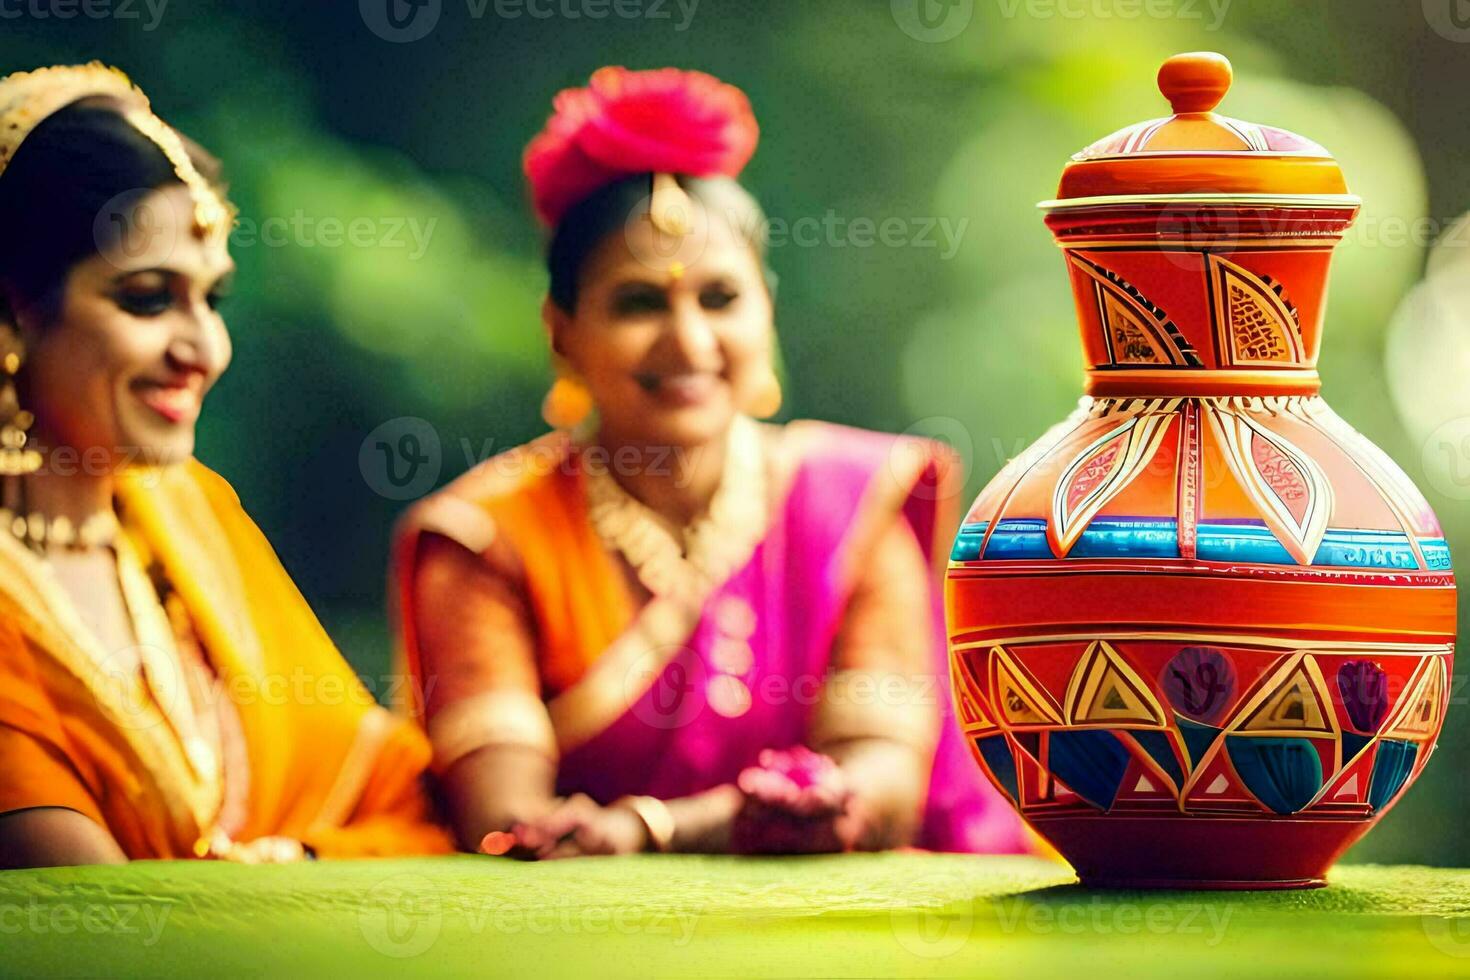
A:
[548, 424, 1027, 852]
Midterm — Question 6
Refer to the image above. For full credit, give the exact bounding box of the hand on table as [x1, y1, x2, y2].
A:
[732, 746, 866, 854]
[214, 835, 309, 864]
[476, 747, 870, 859]
[480, 794, 648, 860]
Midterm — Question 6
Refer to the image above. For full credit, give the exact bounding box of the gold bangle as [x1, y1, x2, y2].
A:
[614, 795, 675, 853]
[425, 690, 559, 774]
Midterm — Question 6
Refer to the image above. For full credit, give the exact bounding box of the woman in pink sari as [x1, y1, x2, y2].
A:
[392, 67, 1025, 858]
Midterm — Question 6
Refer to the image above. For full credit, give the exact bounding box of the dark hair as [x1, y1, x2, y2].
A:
[546, 173, 774, 312]
[0, 96, 225, 322]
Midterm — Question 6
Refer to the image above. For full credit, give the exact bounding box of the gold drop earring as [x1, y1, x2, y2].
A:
[541, 356, 593, 431]
[747, 334, 784, 420]
[0, 324, 40, 476]
[748, 367, 783, 419]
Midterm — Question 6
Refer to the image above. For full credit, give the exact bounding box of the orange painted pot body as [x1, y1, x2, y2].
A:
[945, 54, 1456, 888]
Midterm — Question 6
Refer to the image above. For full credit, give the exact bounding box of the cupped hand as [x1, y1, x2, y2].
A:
[731, 746, 866, 854]
[481, 794, 649, 860]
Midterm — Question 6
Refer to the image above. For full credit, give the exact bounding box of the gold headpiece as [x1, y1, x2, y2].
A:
[0, 62, 229, 237]
[649, 172, 693, 237]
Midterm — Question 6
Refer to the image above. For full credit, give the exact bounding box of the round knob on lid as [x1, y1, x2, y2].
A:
[1157, 51, 1232, 114]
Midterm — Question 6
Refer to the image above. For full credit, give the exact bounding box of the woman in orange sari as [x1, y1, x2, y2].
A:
[394, 67, 1027, 858]
[0, 65, 450, 867]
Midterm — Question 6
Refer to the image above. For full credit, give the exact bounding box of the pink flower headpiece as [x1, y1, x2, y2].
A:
[523, 66, 759, 228]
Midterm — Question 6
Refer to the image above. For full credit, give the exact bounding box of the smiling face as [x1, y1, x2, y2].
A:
[16, 184, 234, 469]
[550, 198, 773, 450]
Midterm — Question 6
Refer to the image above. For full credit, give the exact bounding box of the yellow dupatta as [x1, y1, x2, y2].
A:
[0, 459, 450, 858]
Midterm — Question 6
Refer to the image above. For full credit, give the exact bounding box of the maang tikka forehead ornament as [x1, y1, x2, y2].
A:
[0, 62, 230, 238]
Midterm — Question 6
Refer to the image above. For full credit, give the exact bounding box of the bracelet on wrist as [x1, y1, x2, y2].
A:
[613, 794, 675, 853]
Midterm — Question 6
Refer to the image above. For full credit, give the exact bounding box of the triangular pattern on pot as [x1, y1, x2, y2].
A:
[1207, 253, 1304, 365]
[1181, 750, 1263, 811]
[990, 645, 1064, 728]
[1062, 640, 1167, 728]
[1069, 254, 1201, 366]
[1232, 652, 1338, 739]
[1383, 656, 1446, 742]
[949, 648, 996, 736]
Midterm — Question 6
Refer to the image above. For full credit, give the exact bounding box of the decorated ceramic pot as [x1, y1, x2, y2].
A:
[945, 52, 1457, 888]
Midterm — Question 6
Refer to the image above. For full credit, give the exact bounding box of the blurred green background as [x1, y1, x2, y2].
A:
[5, 0, 1465, 864]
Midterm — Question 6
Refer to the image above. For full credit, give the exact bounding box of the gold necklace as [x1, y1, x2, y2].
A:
[112, 530, 223, 792]
[0, 507, 118, 551]
[115, 533, 233, 859]
[583, 415, 769, 606]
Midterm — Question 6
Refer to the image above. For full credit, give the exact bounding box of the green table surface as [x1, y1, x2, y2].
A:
[3, 854, 1470, 978]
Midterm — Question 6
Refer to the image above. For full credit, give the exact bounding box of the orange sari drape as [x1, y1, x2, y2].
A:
[0, 460, 451, 859]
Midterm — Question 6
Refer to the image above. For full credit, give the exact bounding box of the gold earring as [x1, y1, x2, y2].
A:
[748, 365, 783, 420]
[541, 361, 593, 431]
[0, 326, 40, 476]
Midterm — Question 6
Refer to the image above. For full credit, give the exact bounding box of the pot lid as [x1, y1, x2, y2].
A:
[1047, 52, 1354, 206]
